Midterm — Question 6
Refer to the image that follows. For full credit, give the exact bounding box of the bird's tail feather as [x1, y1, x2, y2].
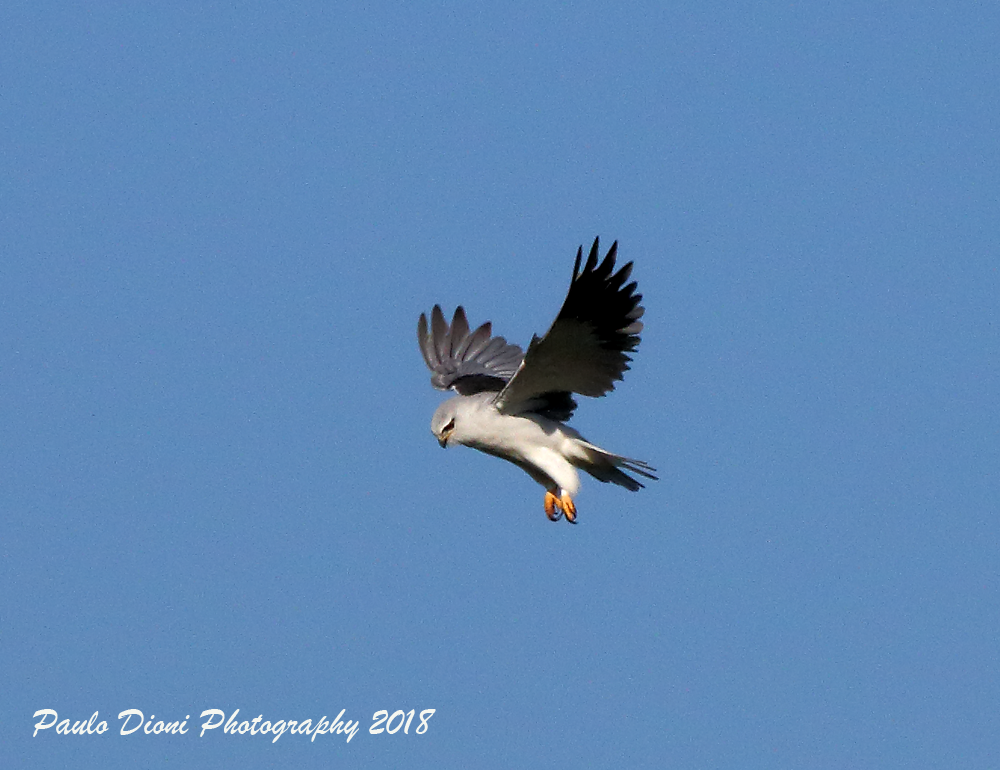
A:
[572, 439, 658, 491]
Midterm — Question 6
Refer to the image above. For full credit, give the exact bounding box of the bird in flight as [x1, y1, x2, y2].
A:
[417, 237, 657, 523]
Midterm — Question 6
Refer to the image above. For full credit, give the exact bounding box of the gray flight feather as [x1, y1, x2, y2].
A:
[417, 305, 524, 395]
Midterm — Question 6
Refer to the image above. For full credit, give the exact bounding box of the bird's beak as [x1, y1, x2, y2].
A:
[437, 434, 448, 448]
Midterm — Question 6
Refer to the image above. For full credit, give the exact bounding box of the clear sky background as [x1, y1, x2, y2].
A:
[3, 2, 998, 768]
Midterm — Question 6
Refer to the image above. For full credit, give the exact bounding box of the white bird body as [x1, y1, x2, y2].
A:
[433, 393, 586, 496]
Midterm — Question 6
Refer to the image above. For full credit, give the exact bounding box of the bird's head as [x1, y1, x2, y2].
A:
[431, 400, 459, 448]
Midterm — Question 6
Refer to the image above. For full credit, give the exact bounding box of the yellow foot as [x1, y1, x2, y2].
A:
[544, 490, 563, 521]
[561, 493, 577, 524]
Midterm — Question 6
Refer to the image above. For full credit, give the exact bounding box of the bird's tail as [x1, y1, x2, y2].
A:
[571, 438, 658, 491]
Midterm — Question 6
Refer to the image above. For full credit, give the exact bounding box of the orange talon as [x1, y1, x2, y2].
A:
[544, 490, 563, 521]
[561, 493, 577, 524]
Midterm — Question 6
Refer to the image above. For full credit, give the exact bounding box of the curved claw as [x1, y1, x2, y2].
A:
[544, 490, 563, 521]
[561, 493, 577, 524]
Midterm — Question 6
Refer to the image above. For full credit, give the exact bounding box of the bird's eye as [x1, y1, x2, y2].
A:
[444, 418, 456, 432]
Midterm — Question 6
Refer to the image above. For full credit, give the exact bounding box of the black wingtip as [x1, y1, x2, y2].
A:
[585, 237, 601, 273]
[552, 237, 645, 378]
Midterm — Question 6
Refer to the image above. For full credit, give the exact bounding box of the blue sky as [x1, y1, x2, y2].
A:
[3, 2, 998, 768]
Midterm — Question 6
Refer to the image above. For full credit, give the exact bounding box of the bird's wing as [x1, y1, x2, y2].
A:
[494, 237, 644, 415]
[417, 305, 525, 395]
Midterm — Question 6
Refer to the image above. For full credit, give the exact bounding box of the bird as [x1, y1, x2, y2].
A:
[417, 237, 657, 523]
